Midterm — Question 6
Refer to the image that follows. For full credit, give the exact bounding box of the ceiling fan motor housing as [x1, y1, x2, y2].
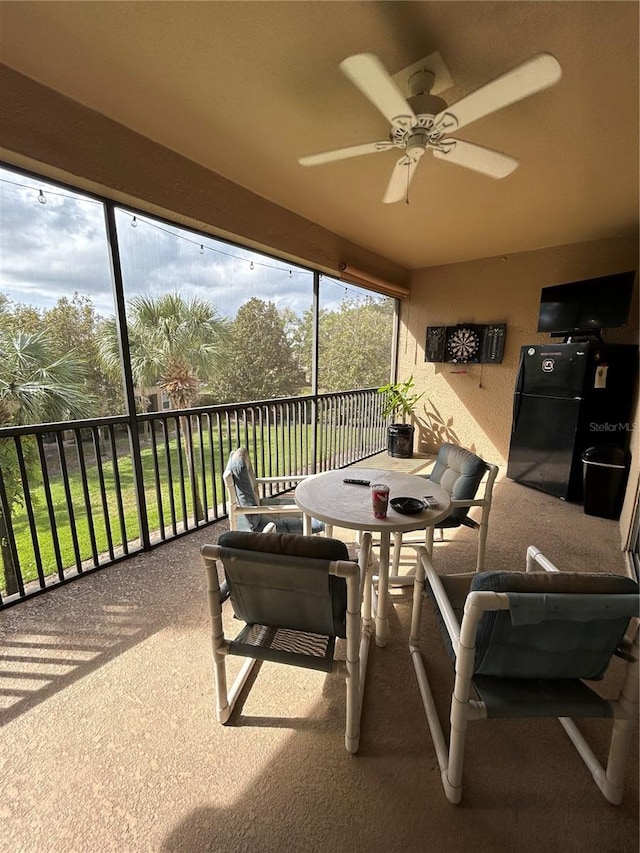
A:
[408, 91, 448, 117]
[391, 114, 449, 154]
[392, 73, 450, 155]
[405, 131, 430, 160]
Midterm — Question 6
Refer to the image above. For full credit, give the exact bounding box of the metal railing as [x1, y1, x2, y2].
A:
[0, 388, 387, 607]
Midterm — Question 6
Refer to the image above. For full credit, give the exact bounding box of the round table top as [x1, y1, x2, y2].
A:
[294, 467, 452, 534]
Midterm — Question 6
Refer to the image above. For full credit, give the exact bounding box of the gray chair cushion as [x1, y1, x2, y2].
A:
[217, 531, 349, 637]
[225, 449, 259, 513]
[470, 571, 639, 680]
[429, 443, 488, 523]
[219, 530, 348, 561]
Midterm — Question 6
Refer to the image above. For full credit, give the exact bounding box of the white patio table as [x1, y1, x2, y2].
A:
[294, 467, 451, 647]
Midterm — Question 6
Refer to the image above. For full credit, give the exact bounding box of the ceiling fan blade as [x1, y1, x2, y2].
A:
[435, 53, 562, 133]
[299, 141, 394, 167]
[383, 155, 420, 204]
[433, 139, 519, 178]
[340, 53, 415, 128]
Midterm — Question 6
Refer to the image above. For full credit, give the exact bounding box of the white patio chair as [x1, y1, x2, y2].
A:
[409, 543, 640, 804]
[201, 530, 373, 753]
[223, 447, 330, 535]
[392, 443, 499, 575]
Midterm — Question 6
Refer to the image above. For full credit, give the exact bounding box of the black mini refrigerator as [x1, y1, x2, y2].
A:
[506, 343, 637, 500]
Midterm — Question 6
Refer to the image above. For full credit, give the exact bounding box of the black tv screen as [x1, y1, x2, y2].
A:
[537, 270, 635, 335]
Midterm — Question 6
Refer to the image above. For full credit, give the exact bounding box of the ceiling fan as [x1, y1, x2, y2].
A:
[298, 52, 562, 203]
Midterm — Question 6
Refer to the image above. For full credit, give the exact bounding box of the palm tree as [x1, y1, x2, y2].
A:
[99, 293, 231, 520]
[0, 331, 93, 595]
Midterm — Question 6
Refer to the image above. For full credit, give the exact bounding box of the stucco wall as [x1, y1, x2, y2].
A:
[401, 235, 639, 468]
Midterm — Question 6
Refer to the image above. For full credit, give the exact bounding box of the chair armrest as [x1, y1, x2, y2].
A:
[357, 532, 372, 600]
[257, 503, 303, 516]
[233, 504, 301, 516]
[417, 546, 462, 650]
[525, 545, 560, 573]
[256, 475, 309, 484]
[450, 498, 486, 509]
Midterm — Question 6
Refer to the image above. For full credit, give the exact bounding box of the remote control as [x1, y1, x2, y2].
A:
[343, 478, 371, 486]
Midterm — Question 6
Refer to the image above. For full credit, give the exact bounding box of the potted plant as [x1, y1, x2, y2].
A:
[377, 375, 424, 458]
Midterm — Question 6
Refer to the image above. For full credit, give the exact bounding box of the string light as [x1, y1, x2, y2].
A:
[1, 175, 103, 204]
[0, 174, 390, 304]
[123, 210, 311, 279]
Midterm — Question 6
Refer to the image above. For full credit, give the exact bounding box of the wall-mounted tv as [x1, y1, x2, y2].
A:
[537, 270, 635, 336]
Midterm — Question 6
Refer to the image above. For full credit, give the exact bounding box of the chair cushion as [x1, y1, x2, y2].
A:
[219, 530, 348, 561]
[217, 531, 349, 637]
[470, 571, 639, 680]
[224, 448, 260, 520]
[429, 443, 487, 522]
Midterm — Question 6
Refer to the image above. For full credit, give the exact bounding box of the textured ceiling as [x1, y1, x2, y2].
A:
[0, 1, 638, 270]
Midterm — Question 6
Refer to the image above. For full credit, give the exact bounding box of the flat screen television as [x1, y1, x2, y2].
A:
[537, 270, 635, 336]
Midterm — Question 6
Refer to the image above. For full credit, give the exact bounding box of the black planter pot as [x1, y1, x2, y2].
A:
[387, 423, 414, 458]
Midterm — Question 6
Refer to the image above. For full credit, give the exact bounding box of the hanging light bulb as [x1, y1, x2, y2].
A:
[199, 244, 205, 255]
[131, 216, 138, 228]
[288, 270, 293, 279]
[38, 190, 47, 205]
[250, 261, 254, 270]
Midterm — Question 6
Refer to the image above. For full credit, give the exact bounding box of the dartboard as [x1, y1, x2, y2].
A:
[446, 326, 481, 363]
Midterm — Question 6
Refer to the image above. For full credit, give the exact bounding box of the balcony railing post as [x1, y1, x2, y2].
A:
[104, 203, 150, 550]
[0, 463, 23, 600]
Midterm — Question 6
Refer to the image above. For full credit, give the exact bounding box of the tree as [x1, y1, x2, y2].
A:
[0, 331, 93, 595]
[0, 295, 40, 337]
[98, 293, 232, 520]
[42, 293, 123, 416]
[211, 298, 306, 403]
[100, 293, 231, 406]
[292, 296, 395, 392]
[0, 292, 123, 416]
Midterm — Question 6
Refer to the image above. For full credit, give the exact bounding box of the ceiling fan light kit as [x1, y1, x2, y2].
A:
[299, 51, 562, 203]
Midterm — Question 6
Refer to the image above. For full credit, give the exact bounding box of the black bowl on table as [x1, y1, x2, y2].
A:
[390, 496, 426, 515]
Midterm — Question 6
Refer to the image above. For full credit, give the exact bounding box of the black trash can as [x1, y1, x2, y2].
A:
[582, 445, 630, 520]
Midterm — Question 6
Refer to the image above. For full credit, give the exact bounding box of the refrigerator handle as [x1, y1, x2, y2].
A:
[515, 347, 526, 395]
[511, 349, 526, 433]
[512, 392, 522, 434]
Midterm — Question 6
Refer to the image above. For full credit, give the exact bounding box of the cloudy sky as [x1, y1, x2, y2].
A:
[0, 164, 369, 321]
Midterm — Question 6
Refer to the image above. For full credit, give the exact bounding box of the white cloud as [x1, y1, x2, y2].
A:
[1, 166, 380, 320]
